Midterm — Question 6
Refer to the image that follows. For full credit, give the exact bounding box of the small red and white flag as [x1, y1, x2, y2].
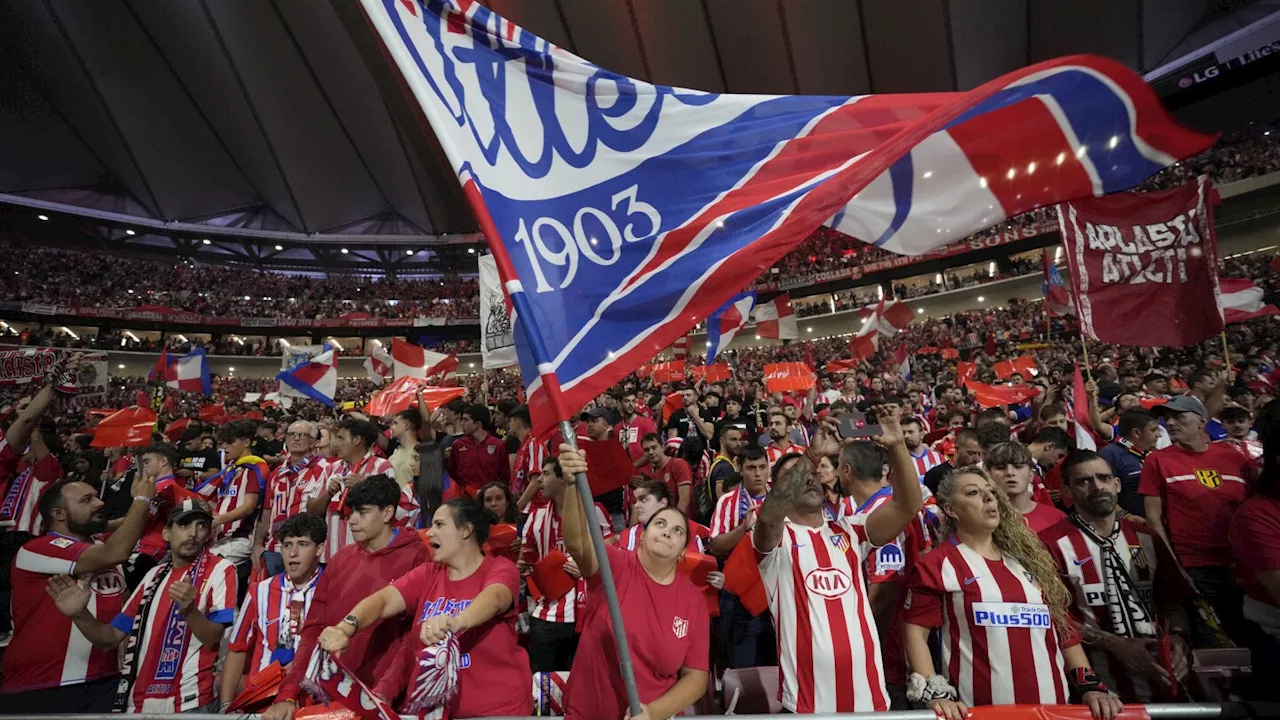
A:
[1071, 364, 1097, 451]
[392, 338, 451, 380]
[364, 348, 392, 384]
[671, 335, 690, 361]
[429, 353, 460, 385]
[850, 298, 913, 360]
[754, 294, 798, 340]
[1219, 277, 1280, 324]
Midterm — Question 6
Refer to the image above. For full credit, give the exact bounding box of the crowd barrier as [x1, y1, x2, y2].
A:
[1, 705, 1258, 720]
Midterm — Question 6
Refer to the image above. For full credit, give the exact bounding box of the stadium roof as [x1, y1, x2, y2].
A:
[0, 0, 1266, 272]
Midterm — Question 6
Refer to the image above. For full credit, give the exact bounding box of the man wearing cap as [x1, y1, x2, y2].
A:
[446, 404, 509, 498]
[45, 498, 237, 713]
[1139, 394, 1252, 645]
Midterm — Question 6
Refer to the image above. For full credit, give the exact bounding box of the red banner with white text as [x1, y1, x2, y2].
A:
[1057, 176, 1224, 347]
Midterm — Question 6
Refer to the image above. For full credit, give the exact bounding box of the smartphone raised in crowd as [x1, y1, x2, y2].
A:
[837, 411, 882, 438]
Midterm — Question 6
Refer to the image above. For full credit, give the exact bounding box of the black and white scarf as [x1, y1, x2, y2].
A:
[113, 550, 207, 712]
[1068, 512, 1153, 638]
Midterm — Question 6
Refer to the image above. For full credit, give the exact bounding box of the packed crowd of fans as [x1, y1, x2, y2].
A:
[0, 246, 480, 320]
[1, 241, 1277, 717]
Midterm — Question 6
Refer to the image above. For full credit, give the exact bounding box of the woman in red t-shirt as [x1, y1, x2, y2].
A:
[316, 499, 531, 718]
[556, 446, 710, 720]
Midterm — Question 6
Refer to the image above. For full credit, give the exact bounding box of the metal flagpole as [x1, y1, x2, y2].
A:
[559, 420, 644, 717]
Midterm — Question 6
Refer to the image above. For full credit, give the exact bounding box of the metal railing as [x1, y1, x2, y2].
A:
[0, 704, 1244, 720]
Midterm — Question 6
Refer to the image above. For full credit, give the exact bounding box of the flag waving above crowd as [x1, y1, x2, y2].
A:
[358, 0, 1213, 433]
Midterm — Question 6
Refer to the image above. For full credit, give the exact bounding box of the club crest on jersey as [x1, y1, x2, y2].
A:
[672, 616, 688, 639]
[1195, 468, 1222, 489]
[1130, 545, 1149, 569]
[829, 533, 851, 553]
[804, 567, 852, 599]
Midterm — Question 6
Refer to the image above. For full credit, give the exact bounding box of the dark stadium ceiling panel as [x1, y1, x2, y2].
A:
[0, 0, 1263, 271]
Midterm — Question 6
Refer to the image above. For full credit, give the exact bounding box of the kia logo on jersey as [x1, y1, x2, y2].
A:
[804, 567, 852, 598]
[90, 568, 126, 597]
[672, 616, 688, 639]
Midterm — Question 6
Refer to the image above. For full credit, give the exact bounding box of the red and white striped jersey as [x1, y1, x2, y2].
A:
[765, 442, 807, 469]
[908, 446, 944, 480]
[262, 454, 327, 553]
[111, 552, 237, 713]
[904, 539, 1075, 707]
[305, 452, 414, 558]
[756, 519, 888, 713]
[0, 454, 62, 535]
[842, 487, 938, 686]
[2, 533, 128, 692]
[520, 501, 613, 623]
[710, 485, 768, 539]
[228, 567, 324, 674]
[1039, 516, 1195, 701]
[512, 434, 547, 499]
[195, 456, 267, 542]
[618, 520, 711, 553]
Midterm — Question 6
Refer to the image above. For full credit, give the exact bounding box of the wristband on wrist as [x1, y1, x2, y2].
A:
[133, 495, 152, 504]
[906, 672, 959, 706]
[1067, 666, 1111, 703]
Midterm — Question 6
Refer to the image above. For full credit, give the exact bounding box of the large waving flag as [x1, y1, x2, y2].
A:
[391, 338, 450, 380]
[364, 348, 392, 384]
[1219, 277, 1280, 323]
[1071, 364, 1097, 451]
[705, 292, 755, 363]
[164, 348, 211, 396]
[277, 347, 338, 407]
[358, 0, 1212, 433]
[754, 294, 798, 340]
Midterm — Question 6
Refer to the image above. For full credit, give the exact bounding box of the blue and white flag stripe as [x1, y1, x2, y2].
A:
[360, 0, 1214, 433]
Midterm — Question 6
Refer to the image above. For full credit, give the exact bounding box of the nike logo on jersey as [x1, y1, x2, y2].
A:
[964, 576, 980, 586]
[1074, 557, 1093, 566]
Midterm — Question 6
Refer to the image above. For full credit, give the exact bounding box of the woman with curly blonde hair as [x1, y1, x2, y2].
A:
[902, 465, 1123, 720]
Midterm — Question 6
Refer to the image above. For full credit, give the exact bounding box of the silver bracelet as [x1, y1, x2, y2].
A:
[133, 496, 152, 504]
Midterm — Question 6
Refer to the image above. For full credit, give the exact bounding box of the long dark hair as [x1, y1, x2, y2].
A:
[476, 480, 519, 524]
[414, 441, 446, 521]
[441, 497, 492, 546]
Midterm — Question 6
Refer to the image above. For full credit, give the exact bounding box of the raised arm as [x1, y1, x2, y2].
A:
[315, 584, 408, 654]
[753, 422, 842, 553]
[74, 472, 157, 575]
[863, 407, 923, 547]
[553, 447, 598, 579]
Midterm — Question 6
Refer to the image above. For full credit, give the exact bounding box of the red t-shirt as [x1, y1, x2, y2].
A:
[2, 533, 127, 692]
[1138, 443, 1251, 567]
[640, 458, 693, 502]
[380, 557, 532, 718]
[136, 476, 185, 560]
[1023, 502, 1067, 534]
[563, 545, 710, 720]
[615, 415, 658, 462]
[1229, 494, 1280, 604]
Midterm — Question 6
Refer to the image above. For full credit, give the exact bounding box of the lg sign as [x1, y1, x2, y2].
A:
[805, 567, 852, 598]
